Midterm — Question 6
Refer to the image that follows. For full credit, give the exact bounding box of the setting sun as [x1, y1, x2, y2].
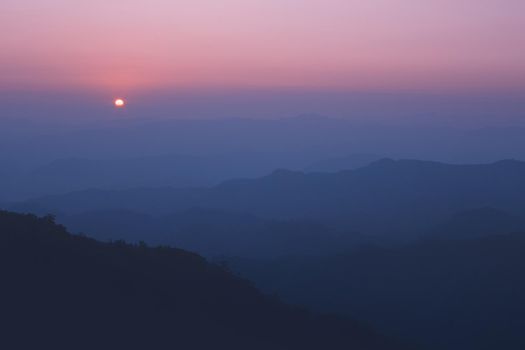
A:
[114, 98, 125, 107]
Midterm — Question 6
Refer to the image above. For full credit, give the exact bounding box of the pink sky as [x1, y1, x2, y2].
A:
[2, 0, 524, 94]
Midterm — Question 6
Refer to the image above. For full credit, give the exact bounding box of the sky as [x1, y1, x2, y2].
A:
[2, 0, 524, 96]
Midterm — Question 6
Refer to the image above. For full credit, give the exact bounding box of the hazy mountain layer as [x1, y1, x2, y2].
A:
[13, 159, 525, 237]
[228, 232, 525, 350]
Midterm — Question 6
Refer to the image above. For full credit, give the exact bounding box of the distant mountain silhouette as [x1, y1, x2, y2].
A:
[434, 207, 525, 239]
[0, 210, 406, 350]
[228, 232, 525, 350]
[4, 114, 525, 177]
[305, 153, 384, 172]
[3, 153, 299, 200]
[13, 159, 525, 237]
[58, 208, 372, 258]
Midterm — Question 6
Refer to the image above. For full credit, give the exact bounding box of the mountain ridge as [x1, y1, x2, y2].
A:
[10, 158, 525, 236]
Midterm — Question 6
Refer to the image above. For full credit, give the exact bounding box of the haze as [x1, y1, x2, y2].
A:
[2, 0, 524, 93]
[3, 2, 525, 349]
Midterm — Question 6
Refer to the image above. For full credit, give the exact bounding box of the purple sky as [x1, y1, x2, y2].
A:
[2, 0, 524, 95]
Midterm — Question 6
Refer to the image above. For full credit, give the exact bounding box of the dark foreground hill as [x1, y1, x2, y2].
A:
[0, 210, 405, 350]
[228, 232, 525, 350]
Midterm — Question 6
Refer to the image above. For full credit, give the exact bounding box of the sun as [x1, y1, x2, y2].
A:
[114, 98, 125, 107]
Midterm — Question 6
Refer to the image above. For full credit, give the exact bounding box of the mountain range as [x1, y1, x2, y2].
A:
[228, 230, 525, 350]
[11, 158, 525, 238]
